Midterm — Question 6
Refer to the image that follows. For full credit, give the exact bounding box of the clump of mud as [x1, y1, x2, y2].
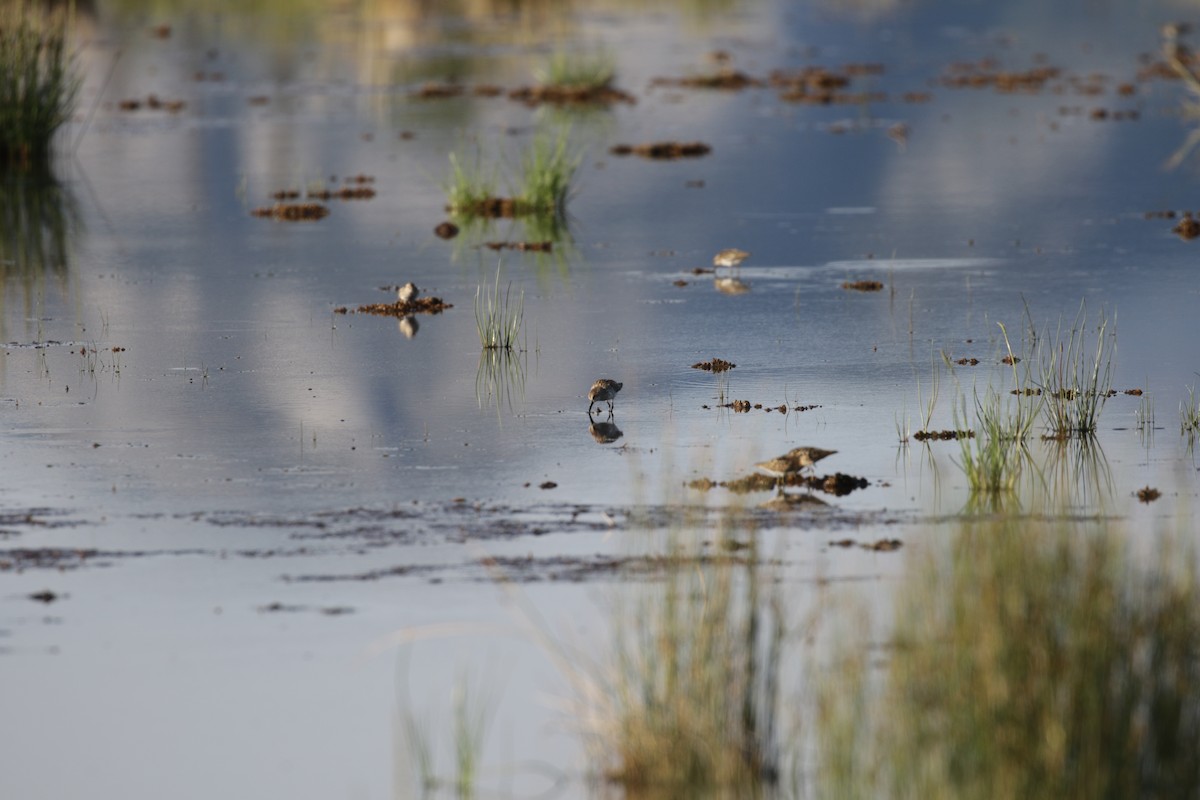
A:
[705, 400, 821, 414]
[1173, 215, 1200, 240]
[830, 537, 903, 551]
[251, 203, 330, 221]
[651, 70, 763, 90]
[484, 241, 553, 253]
[509, 85, 636, 106]
[118, 94, 186, 113]
[691, 471, 869, 497]
[610, 141, 712, 159]
[841, 280, 884, 291]
[334, 296, 452, 317]
[692, 358, 736, 372]
[912, 429, 974, 441]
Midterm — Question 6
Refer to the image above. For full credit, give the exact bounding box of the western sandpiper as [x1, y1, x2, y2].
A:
[713, 248, 750, 268]
[588, 378, 623, 413]
[755, 446, 837, 488]
[397, 282, 418, 304]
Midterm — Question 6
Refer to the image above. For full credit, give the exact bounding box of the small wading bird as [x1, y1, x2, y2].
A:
[397, 282, 418, 304]
[755, 446, 837, 490]
[588, 378, 623, 414]
[713, 248, 750, 268]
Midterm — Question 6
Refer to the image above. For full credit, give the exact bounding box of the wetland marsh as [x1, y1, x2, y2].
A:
[2, 0, 1200, 797]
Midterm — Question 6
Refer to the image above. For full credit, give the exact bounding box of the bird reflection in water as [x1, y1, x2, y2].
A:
[588, 416, 623, 444]
[398, 315, 419, 338]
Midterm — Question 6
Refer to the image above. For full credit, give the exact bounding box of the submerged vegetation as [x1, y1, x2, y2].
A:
[818, 518, 1200, 799]
[0, 3, 80, 167]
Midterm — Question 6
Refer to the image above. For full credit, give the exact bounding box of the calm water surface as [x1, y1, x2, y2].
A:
[2, 1, 1199, 797]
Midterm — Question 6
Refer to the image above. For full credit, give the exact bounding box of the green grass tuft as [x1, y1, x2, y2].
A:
[0, 4, 80, 167]
[1182, 384, 1200, 438]
[474, 262, 524, 350]
[444, 150, 498, 216]
[516, 131, 578, 215]
[534, 50, 615, 91]
[1038, 303, 1115, 438]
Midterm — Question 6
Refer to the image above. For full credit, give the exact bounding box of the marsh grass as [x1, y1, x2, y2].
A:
[950, 324, 1040, 496]
[444, 131, 579, 219]
[474, 262, 524, 350]
[397, 671, 495, 799]
[1181, 384, 1200, 438]
[444, 150, 499, 216]
[517, 132, 578, 215]
[818, 518, 1200, 800]
[0, 4, 79, 167]
[1038, 303, 1115, 438]
[898, 352, 943, 442]
[585, 522, 787, 795]
[534, 50, 615, 91]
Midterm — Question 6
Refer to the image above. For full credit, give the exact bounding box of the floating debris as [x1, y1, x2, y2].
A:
[509, 84, 636, 106]
[610, 141, 712, 159]
[842, 280, 884, 291]
[251, 203, 330, 221]
[912, 429, 975, 441]
[434, 221, 459, 239]
[651, 70, 763, 90]
[955, 357, 981, 366]
[1137, 486, 1162, 503]
[830, 538, 903, 552]
[306, 186, 376, 201]
[692, 358, 736, 373]
[412, 82, 464, 99]
[118, 94, 187, 113]
[483, 240, 553, 253]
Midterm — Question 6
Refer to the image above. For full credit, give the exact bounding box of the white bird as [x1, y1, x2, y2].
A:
[397, 282, 418, 304]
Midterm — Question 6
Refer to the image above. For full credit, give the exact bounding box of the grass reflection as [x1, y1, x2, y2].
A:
[0, 164, 78, 317]
[818, 518, 1200, 799]
[475, 346, 527, 417]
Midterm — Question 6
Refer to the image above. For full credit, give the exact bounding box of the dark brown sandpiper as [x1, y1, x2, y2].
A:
[588, 378, 623, 413]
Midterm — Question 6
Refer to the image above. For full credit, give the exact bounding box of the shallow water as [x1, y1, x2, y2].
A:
[2, 0, 1200, 797]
